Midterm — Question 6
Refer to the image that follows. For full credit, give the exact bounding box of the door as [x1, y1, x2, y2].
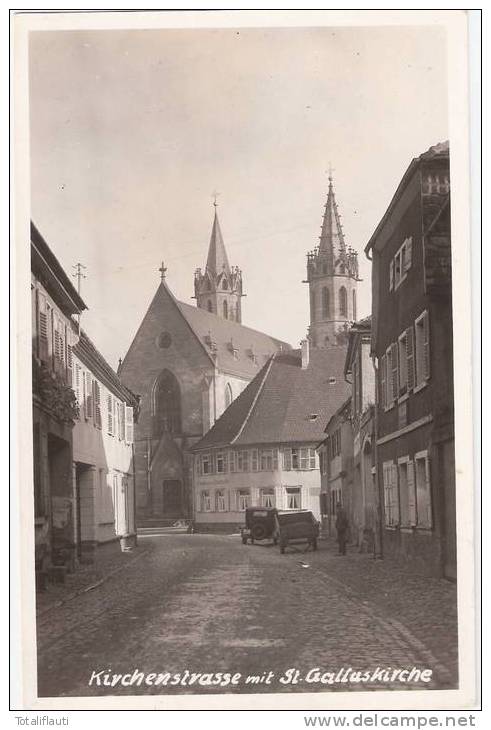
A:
[162, 480, 182, 515]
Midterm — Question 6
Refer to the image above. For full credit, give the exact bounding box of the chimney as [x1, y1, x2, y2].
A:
[300, 338, 310, 369]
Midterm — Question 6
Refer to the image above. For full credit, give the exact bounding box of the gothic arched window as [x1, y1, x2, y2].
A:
[322, 287, 330, 319]
[339, 286, 348, 318]
[310, 290, 316, 323]
[153, 369, 181, 437]
[352, 290, 357, 321]
[207, 300, 213, 313]
[222, 278, 228, 290]
[223, 300, 228, 319]
[225, 383, 233, 409]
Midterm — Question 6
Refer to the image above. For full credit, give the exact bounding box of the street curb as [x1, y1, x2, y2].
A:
[37, 547, 150, 619]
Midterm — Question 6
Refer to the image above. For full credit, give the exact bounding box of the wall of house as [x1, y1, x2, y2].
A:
[193, 445, 322, 530]
[372, 162, 454, 576]
[72, 355, 135, 545]
[214, 371, 249, 420]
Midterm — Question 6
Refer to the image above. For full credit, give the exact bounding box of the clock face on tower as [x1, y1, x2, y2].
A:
[157, 331, 172, 349]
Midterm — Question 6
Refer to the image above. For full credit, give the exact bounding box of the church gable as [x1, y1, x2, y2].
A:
[119, 282, 215, 439]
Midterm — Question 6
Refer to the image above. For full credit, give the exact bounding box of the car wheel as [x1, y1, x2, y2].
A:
[312, 538, 318, 551]
[251, 524, 267, 541]
[242, 536, 248, 545]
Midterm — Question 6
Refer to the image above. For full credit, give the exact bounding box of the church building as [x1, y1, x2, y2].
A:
[190, 175, 359, 529]
[118, 204, 291, 525]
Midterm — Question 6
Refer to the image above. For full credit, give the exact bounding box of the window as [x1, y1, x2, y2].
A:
[207, 300, 213, 313]
[415, 311, 430, 388]
[225, 383, 233, 409]
[117, 401, 126, 440]
[216, 451, 227, 474]
[283, 449, 292, 471]
[398, 457, 416, 527]
[310, 290, 316, 323]
[390, 237, 413, 291]
[201, 454, 212, 475]
[398, 333, 408, 395]
[236, 490, 250, 511]
[415, 451, 432, 528]
[321, 287, 330, 319]
[286, 487, 301, 510]
[283, 448, 315, 470]
[339, 286, 348, 317]
[384, 347, 395, 409]
[330, 430, 341, 459]
[237, 450, 249, 472]
[153, 369, 181, 436]
[390, 342, 399, 403]
[216, 490, 226, 512]
[223, 300, 228, 319]
[251, 449, 259, 472]
[352, 290, 357, 321]
[201, 491, 211, 512]
[383, 461, 399, 526]
[229, 450, 236, 473]
[125, 405, 134, 444]
[260, 449, 278, 471]
[261, 488, 275, 508]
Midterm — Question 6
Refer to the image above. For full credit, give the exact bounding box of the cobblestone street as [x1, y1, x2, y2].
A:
[36, 532, 458, 698]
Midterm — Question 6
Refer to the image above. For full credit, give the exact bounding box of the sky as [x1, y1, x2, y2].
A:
[29, 24, 448, 369]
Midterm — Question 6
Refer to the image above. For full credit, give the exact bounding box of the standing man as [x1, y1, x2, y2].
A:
[335, 502, 349, 555]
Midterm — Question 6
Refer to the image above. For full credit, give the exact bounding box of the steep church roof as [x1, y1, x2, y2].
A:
[205, 209, 230, 276]
[319, 176, 346, 258]
[176, 298, 291, 379]
[192, 346, 350, 450]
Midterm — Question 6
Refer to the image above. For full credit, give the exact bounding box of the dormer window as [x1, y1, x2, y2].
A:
[228, 339, 239, 359]
[328, 377, 337, 385]
[247, 348, 257, 364]
[308, 413, 319, 421]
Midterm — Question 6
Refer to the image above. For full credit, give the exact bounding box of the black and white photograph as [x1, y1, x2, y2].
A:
[11, 9, 477, 711]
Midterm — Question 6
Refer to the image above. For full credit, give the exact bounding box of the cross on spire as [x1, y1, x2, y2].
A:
[159, 261, 167, 282]
[327, 162, 335, 183]
[212, 190, 220, 208]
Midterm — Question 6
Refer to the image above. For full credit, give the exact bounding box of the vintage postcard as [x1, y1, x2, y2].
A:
[11, 9, 477, 711]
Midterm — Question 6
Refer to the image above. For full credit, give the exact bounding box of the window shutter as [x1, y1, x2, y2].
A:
[391, 463, 399, 525]
[407, 460, 416, 526]
[404, 237, 413, 272]
[125, 405, 134, 444]
[75, 363, 82, 406]
[66, 330, 73, 386]
[383, 464, 391, 525]
[406, 326, 415, 390]
[423, 312, 430, 380]
[380, 354, 386, 409]
[85, 372, 93, 419]
[391, 343, 399, 401]
[389, 260, 394, 291]
[94, 380, 101, 427]
[107, 394, 113, 434]
[38, 299, 49, 362]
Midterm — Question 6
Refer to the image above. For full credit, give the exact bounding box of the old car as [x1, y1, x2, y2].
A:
[241, 506, 278, 545]
[274, 509, 320, 553]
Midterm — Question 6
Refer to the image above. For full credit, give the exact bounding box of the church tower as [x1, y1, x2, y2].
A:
[194, 202, 244, 322]
[305, 173, 359, 348]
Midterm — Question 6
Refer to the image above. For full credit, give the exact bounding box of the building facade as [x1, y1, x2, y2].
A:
[344, 317, 377, 553]
[72, 330, 138, 561]
[319, 398, 353, 536]
[191, 346, 350, 530]
[32, 223, 139, 584]
[365, 141, 455, 578]
[31, 223, 85, 579]
[119, 207, 291, 526]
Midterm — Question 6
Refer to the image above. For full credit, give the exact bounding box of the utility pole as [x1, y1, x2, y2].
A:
[72, 263, 87, 295]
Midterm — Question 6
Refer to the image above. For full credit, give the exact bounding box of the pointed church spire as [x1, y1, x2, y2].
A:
[205, 202, 231, 276]
[194, 199, 244, 322]
[319, 173, 346, 260]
